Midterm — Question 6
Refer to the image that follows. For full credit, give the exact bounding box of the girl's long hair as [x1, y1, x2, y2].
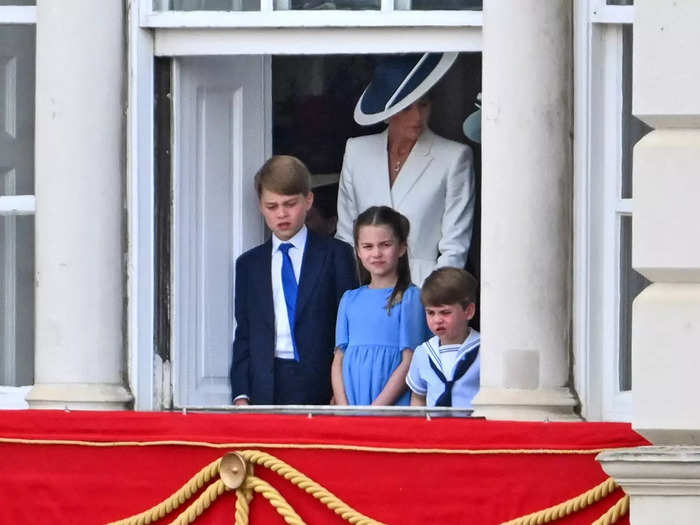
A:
[353, 206, 412, 313]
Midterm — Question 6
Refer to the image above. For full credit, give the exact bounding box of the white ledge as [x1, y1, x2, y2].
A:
[0, 195, 36, 215]
[143, 9, 482, 28]
[0, 6, 36, 24]
[598, 446, 700, 496]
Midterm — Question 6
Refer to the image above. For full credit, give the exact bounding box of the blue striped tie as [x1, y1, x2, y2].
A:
[279, 243, 299, 361]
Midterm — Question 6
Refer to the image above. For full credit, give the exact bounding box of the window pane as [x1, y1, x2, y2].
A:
[275, 0, 379, 9]
[607, 0, 632, 4]
[0, 214, 34, 386]
[0, 25, 34, 387]
[153, 0, 386, 9]
[155, 0, 260, 11]
[618, 215, 650, 392]
[621, 25, 651, 199]
[395, 0, 481, 9]
[0, 1, 35, 5]
[0, 24, 35, 197]
[153, 0, 485, 11]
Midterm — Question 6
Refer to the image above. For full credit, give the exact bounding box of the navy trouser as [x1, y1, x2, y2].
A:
[273, 357, 330, 405]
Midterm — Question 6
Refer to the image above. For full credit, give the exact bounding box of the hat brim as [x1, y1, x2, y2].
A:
[354, 52, 459, 126]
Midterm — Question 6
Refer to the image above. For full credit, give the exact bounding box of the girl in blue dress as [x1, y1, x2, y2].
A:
[332, 206, 429, 405]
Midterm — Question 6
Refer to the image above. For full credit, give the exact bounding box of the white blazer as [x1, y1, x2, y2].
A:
[336, 128, 475, 286]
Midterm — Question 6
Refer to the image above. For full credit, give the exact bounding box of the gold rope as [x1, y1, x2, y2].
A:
[243, 476, 306, 525]
[234, 463, 255, 525]
[2, 433, 632, 525]
[591, 495, 629, 525]
[499, 477, 619, 525]
[106, 448, 630, 525]
[168, 478, 226, 525]
[107, 458, 222, 525]
[0, 436, 618, 455]
[107, 450, 384, 525]
[240, 450, 383, 525]
[234, 486, 253, 525]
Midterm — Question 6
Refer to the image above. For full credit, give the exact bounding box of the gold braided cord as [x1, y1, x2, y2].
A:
[240, 450, 384, 525]
[19, 437, 629, 525]
[0, 436, 618, 455]
[244, 476, 306, 525]
[168, 479, 227, 525]
[591, 495, 630, 525]
[499, 477, 619, 525]
[234, 487, 253, 525]
[107, 450, 384, 525]
[107, 458, 222, 525]
[234, 463, 255, 525]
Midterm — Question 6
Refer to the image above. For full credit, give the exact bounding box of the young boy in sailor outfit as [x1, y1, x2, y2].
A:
[406, 267, 480, 408]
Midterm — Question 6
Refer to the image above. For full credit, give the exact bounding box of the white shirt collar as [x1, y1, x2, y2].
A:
[425, 329, 480, 376]
[272, 225, 308, 254]
[436, 328, 480, 351]
[427, 328, 479, 350]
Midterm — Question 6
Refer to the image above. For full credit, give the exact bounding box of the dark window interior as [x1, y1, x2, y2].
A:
[272, 53, 482, 326]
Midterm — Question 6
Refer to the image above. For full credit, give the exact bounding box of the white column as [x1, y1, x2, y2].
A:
[471, 0, 578, 420]
[27, 0, 132, 409]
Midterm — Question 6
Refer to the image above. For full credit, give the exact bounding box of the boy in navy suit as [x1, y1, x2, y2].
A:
[231, 155, 358, 405]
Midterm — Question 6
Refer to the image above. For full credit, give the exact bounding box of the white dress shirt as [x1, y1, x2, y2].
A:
[271, 226, 308, 360]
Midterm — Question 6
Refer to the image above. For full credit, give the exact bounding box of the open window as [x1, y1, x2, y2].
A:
[154, 50, 481, 409]
[574, 0, 649, 422]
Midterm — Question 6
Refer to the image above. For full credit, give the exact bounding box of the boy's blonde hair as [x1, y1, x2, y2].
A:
[254, 155, 311, 198]
[421, 267, 477, 308]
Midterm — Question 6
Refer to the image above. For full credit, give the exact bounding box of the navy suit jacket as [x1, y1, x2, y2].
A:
[230, 231, 358, 404]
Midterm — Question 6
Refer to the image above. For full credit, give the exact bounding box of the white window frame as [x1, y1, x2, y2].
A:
[127, 1, 157, 409]
[0, 5, 36, 24]
[0, 5, 36, 408]
[590, 1, 633, 24]
[127, 0, 482, 409]
[140, 0, 482, 57]
[140, 0, 483, 29]
[573, 0, 634, 421]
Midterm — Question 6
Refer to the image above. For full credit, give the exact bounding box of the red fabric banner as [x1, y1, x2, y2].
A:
[0, 410, 648, 524]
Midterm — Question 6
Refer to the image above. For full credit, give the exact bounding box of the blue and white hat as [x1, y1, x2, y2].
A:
[354, 52, 458, 126]
[462, 92, 481, 144]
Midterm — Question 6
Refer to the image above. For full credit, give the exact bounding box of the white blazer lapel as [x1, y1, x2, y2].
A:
[390, 128, 434, 208]
[360, 130, 393, 208]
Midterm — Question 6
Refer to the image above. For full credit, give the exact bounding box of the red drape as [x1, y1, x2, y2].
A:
[0, 410, 648, 524]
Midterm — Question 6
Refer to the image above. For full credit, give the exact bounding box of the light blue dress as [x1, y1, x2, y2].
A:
[335, 285, 430, 405]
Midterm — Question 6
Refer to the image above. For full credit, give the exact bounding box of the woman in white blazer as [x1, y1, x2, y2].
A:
[336, 52, 475, 285]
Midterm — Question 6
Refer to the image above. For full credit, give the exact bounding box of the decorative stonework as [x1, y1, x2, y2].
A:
[599, 447, 700, 525]
[25, 383, 132, 410]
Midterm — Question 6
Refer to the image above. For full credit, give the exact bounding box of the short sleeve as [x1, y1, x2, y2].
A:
[406, 345, 428, 395]
[398, 286, 430, 351]
[334, 291, 351, 350]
